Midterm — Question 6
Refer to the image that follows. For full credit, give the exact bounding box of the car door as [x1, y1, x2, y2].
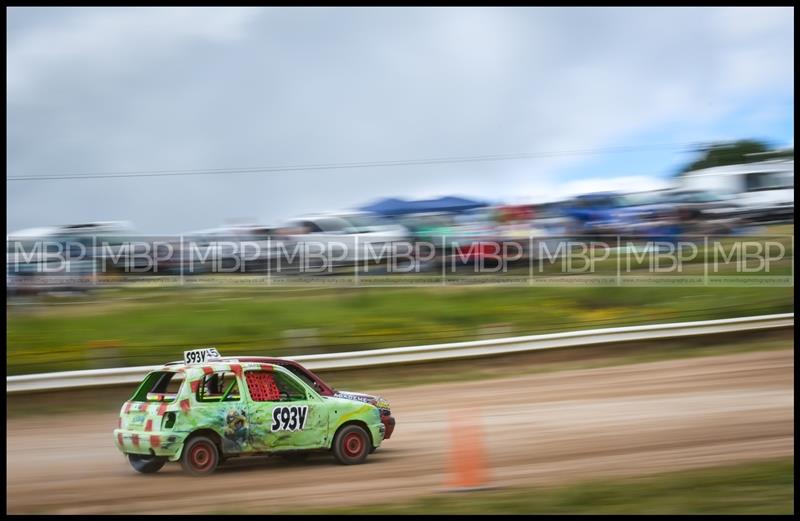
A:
[243, 368, 328, 452]
[192, 369, 249, 455]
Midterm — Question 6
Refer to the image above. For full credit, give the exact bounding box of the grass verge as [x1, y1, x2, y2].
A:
[7, 284, 794, 375]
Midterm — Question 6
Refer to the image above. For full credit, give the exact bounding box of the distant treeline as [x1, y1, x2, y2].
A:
[678, 139, 793, 175]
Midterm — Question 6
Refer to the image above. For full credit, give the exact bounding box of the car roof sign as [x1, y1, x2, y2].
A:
[183, 347, 222, 365]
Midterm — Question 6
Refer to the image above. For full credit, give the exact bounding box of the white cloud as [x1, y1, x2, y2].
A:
[7, 7, 255, 101]
[6, 7, 794, 233]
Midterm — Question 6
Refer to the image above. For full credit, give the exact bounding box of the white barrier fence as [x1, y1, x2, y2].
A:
[7, 313, 794, 393]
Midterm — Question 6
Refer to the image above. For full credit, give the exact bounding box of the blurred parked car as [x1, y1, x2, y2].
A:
[169, 225, 275, 274]
[7, 221, 133, 293]
[275, 213, 411, 268]
[561, 192, 639, 235]
[662, 190, 745, 224]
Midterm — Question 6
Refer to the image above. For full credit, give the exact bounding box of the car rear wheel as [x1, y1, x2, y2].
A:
[332, 425, 370, 465]
[128, 454, 167, 474]
[181, 436, 220, 476]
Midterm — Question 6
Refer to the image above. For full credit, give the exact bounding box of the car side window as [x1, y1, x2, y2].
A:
[196, 371, 241, 402]
[314, 218, 348, 233]
[245, 371, 307, 402]
[131, 371, 184, 402]
[245, 371, 281, 402]
[301, 221, 323, 233]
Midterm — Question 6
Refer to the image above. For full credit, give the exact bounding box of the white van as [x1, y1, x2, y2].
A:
[680, 160, 793, 222]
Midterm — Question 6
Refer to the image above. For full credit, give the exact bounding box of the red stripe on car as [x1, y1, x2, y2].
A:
[157, 403, 168, 416]
[150, 435, 160, 448]
[202, 366, 214, 375]
[131, 434, 140, 447]
[230, 364, 242, 377]
[117, 433, 124, 447]
[180, 399, 191, 412]
[144, 419, 153, 432]
[191, 380, 201, 393]
[124, 402, 132, 414]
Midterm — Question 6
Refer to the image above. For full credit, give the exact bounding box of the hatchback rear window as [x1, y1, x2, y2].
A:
[131, 371, 185, 402]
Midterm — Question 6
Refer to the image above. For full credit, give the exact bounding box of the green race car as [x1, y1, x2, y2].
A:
[113, 354, 386, 476]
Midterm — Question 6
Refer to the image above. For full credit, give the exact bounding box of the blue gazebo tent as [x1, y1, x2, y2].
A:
[359, 196, 489, 216]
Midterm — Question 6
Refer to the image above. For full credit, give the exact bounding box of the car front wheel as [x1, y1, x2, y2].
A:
[128, 454, 167, 474]
[332, 425, 370, 465]
[181, 436, 220, 476]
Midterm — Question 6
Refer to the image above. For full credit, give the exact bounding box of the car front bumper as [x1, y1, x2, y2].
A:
[381, 415, 396, 440]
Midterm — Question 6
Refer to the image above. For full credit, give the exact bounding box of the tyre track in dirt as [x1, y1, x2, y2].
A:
[6, 349, 793, 514]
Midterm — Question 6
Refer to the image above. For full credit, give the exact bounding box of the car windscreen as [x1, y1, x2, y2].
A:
[282, 364, 327, 393]
[312, 217, 351, 232]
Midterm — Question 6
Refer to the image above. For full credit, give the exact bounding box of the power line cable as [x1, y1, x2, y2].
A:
[7, 142, 698, 182]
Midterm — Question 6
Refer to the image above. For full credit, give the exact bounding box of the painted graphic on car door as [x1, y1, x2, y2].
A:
[244, 368, 328, 451]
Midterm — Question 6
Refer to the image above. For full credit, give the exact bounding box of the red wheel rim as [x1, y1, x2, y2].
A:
[343, 432, 364, 458]
[190, 442, 214, 471]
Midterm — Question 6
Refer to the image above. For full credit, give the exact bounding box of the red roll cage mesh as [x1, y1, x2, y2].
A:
[245, 371, 281, 402]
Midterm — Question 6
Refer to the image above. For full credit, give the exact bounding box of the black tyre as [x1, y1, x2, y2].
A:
[128, 454, 167, 474]
[180, 436, 220, 476]
[332, 425, 370, 465]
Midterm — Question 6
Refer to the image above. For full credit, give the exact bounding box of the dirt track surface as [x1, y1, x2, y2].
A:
[7, 349, 794, 514]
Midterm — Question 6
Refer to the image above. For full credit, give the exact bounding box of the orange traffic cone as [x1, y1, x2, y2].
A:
[444, 408, 490, 491]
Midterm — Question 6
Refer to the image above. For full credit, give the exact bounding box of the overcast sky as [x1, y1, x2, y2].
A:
[6, 7, 794, 233]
